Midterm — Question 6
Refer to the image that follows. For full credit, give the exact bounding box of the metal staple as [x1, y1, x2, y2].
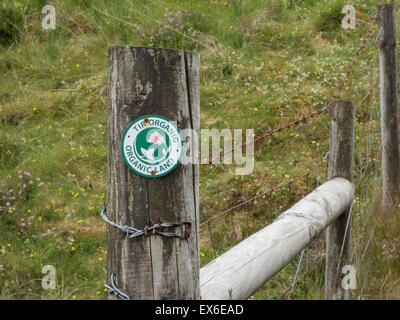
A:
[100, 203, 192, 240]
[105, 273, 130, 300]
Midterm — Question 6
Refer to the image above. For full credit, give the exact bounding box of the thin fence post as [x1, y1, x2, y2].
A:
[107, 46, 200, 299]
[325, 100, 355, 300]
[378, 3, 400, 209]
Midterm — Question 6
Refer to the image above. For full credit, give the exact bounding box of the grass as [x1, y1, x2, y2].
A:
[0, 0, 399, 299]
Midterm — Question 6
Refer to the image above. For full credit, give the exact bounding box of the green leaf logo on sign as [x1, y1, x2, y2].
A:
[121, 115, 183, 178]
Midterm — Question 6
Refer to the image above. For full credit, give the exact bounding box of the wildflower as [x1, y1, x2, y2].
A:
[38, 216, 42, 221]
[1, 250, 6, 254]
[71, 246, 76, 251]
[200, 251, 205, 257]
[98, 257, 103, 262]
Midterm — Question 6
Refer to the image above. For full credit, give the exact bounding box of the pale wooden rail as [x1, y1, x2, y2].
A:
[200, 177, 354, 300]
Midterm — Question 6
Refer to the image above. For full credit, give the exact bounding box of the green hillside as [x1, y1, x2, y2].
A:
[0, 0, 399, 299]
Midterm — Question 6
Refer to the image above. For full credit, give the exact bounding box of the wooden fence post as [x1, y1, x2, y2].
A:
[107, 46, 200, 299]
[325, 100, 355, 300]
[377, 4, 400, 209]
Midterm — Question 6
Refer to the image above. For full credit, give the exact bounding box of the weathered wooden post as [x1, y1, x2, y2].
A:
[377, 4, 399, 209]
[106, 46, 200, 299]
[325, 100, 355, 300]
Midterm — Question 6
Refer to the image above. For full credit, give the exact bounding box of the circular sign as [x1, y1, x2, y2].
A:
[121, 115, 183, 178]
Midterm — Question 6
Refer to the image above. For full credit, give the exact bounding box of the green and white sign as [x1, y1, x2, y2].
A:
[121, 115, 183, 178]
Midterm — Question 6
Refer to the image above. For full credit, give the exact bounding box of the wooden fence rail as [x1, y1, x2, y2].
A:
[200, 177, 354, 300]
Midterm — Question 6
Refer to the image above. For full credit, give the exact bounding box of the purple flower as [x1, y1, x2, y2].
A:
[36, 178, 40, 181]
[28, 221, 31, 226]
[21, 218, 24, 222]
[29, 180, 33, 184]
[19, 175, 23, 179]
[21, 223, 25, 227]
[11, 196, 15, 200]
[23, 184, 26, 188]
[9, 189, 13, 193]
[5, 202, 10, 207]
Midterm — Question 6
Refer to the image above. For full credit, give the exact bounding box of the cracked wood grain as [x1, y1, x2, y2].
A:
[107, 46, 200, 300]
[325, 99, 355, 300]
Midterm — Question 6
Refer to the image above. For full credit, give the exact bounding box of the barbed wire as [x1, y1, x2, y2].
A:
[105, 273, 130, 300]
[328, 201, 354, 300]
[279, 255, 325, 299]
[199, 171, 312, 228]
[208, 105, 329, 164]
[100, 203, 192, 240]
[332, 14, 378, 99]
[206, 14, 377, 166]
[198, 11, 378, 299]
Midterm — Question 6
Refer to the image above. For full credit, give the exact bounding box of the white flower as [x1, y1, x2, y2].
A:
[148, 131, 164, 145]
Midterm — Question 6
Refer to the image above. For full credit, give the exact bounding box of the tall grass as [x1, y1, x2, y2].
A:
[0, 0, 398, 299]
